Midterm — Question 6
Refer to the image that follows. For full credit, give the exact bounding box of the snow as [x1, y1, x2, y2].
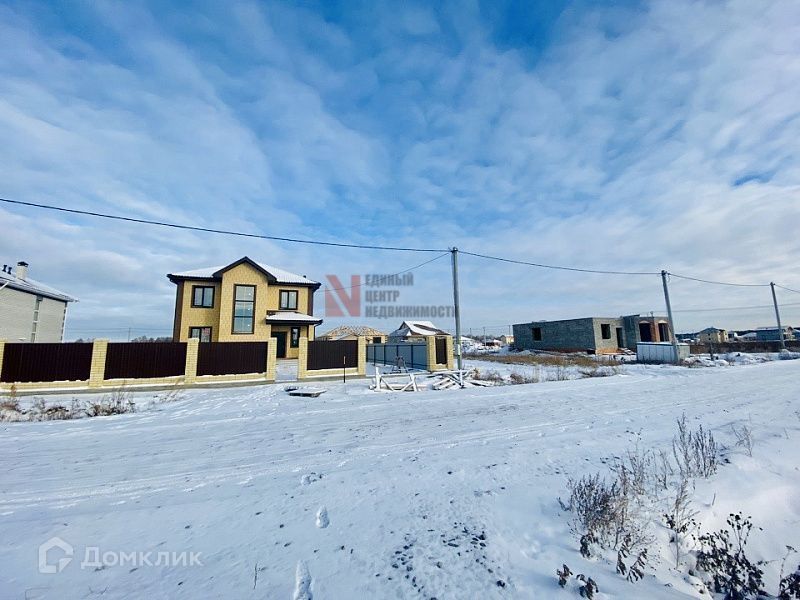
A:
[1, 359, 799, 598]
[169, 260, 318, 285]
[265, 311, 322, 323]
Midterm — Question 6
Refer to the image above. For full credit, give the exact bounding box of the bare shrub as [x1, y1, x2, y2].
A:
[468, 352, 597, 368]
[0, 397, 21, 413]
[732, 423, 754, 457]
[565, 473, 623, 553]
[696, 513, 766, 599]
[471, 369, 505, 384]
[579, 365, 620, 378]
[509, 371, 539, 385]
[664, 475, 697, 568]
[86, 387, 135, 417]
[672, 414, 717, 478]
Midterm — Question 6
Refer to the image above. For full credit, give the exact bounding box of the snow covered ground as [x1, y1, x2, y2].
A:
[1, 359, 799, 598]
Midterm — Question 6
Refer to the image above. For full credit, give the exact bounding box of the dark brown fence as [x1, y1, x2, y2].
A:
[104, 342, 187, 380]
[0, 343, 93, 383]
[197, 342, 267, 376]
[308, 340, 358, 371]
[435, 337, 447, 365]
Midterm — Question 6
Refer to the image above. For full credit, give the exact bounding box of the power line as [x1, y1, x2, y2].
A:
[459, 250, 660, 276]
[0, 197, 447, 253]
[2, 197, 796, 289]
[666, 272, 769, 288]
[322, 252, 450, 292]
[775, 284, 800, 295]
[670, 301, 800, 313]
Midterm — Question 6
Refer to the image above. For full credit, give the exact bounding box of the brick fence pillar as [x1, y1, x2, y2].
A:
[446, 335, 454, 370]
[89, 339, 109, 388]
[297, 337, 308, 380]
[357, 336, 367, 376]
[425, 336, 437, 371]
[184, 338, 199, 384]
[266, 338, 278, 381]
[0, 340, 6, 381]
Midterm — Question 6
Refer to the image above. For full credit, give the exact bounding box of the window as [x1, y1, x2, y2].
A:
[373, 336, 382, 344]
[532, 327, 542, 341]
[290, 326, 300, 348]
[232, 285, 256, 334]
[601, 324, 612, 340]
[279, 290, 298, 310]
[192, 286, 215, 308]
[189, 326, 212, 342]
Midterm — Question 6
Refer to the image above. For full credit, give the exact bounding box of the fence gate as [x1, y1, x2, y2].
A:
[367, 342, 427, 371]
[307, 340, 358, 371]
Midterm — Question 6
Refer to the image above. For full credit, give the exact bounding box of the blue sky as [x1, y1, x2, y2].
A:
[1, 0, 799, 339]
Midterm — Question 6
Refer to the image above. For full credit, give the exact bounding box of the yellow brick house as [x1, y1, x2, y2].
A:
[167, 257, 322, 358]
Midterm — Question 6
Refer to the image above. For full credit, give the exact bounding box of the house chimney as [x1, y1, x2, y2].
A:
[16, 261, 28, 281]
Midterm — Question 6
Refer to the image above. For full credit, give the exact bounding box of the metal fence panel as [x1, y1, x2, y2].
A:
[367, 342, 427, 370]
[308, 340, 358, 371]
[197, 342, 267, 376]
[105, 342, 187, 380]
[0, 343, 93, 383]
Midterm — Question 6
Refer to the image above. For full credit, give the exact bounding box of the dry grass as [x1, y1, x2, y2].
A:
[466, 352, 606, 369]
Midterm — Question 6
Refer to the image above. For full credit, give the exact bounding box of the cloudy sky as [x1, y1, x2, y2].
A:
[1, 0, 799, 339]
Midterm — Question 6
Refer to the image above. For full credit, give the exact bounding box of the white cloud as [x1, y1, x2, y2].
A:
[0, 0, 799, 338]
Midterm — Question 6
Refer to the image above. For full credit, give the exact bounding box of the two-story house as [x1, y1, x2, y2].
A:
[0, 261, 75, 342]
[167, 257, 322, 359]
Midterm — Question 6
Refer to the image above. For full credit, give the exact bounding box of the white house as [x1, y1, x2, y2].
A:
[0, 261, 76, 342]
[387, 320, 449, 342]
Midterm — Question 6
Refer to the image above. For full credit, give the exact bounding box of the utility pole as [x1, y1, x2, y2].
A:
[450, 248, 463, 373]
[770, 282, 786, 351]
[661, 270, 680, 364]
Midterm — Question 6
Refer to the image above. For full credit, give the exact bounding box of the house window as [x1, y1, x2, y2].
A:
[532, 327, 542, 341]
[192, 285, 215, 308]
[601, 324, 611, 340]
[189, 326, 212, 342]
[290, 326, 300, 348]
[373, 336, 382, 344]
[232, 285, 256, 334]
[280, 290, 298, 310]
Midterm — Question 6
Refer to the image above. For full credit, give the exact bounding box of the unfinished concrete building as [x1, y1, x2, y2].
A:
[512, 314, 672, 354]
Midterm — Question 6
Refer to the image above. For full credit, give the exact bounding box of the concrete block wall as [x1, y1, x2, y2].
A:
[513, 318, 599, 352]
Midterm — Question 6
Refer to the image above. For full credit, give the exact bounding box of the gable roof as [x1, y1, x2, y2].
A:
[319, 325, 387, 340]
[388, 320, 449, 337]
[0, 268, 75, 303]
[167, 256, 319, 287]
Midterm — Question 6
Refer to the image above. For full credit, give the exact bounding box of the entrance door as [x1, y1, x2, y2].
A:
[639, 322, 653, 342]
[274, 332, 287, 358]
[615, 327, 623, 349]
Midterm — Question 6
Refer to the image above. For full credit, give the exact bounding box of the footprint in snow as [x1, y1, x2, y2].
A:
[316, 506, 329, 529]
[294, 560, 313, 600]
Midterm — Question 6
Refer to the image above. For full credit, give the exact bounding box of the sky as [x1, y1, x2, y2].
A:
[1, 0, 799, 340]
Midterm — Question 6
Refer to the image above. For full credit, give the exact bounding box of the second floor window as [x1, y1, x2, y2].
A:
[279, 290, 298, 310]
[192, 285, 215, 308]
[233, 285, 256, 334]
